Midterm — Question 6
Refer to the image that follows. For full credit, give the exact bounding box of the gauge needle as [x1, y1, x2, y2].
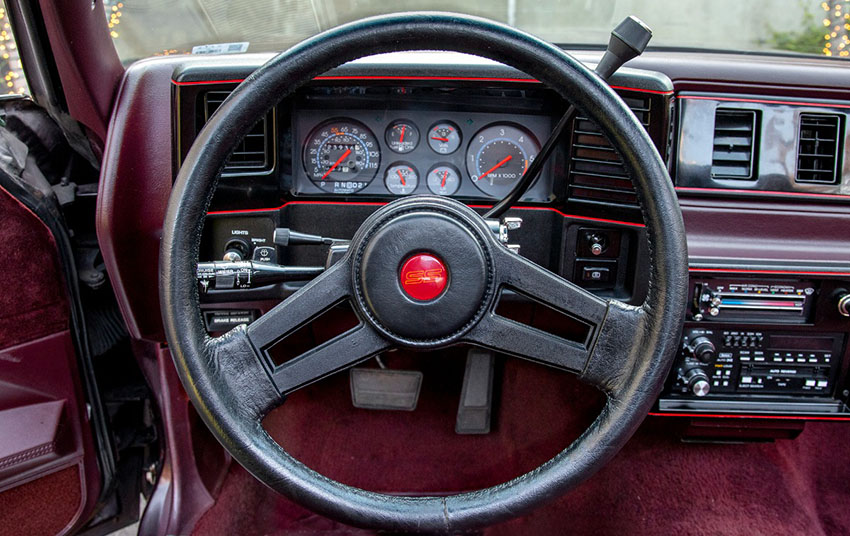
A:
[431, 136, 449, 142]
[441, 170, 448, 187]
[320, 148, 351, 180]
[478, 155, 513, 182]
[397, 169, 406, 186]
[399, 125, 406, 143]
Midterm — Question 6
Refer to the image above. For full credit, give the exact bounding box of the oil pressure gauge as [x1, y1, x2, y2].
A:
[426, 164, 461, 196]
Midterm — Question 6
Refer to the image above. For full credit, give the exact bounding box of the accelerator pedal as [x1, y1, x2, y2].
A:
[455, 348, 495, 434]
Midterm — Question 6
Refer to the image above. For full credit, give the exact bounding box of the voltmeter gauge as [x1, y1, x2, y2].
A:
[427, 121, 462, 154]
[426, 164, 461, 196]
[384, 163, 419, 195]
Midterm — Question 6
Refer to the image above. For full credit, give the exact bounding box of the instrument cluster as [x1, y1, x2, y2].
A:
[293, 107, 554, 202]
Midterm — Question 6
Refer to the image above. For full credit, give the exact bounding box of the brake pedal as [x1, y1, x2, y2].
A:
[350, 367, 422, 411]
[455, 349, 495, 434]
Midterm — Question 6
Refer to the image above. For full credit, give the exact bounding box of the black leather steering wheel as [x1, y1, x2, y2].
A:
[160, 12, 688, 532]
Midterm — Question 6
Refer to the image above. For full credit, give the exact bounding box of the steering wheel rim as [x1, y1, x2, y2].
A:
[161, 12, 688, 531]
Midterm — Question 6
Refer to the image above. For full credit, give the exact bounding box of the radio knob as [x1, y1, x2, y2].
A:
[838, 293, 850, 317]
[683, 368, 711, 397]
[691, 336, 716, 364]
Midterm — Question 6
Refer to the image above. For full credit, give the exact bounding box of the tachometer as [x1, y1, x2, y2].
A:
[303, 119, 380, 194]
[466, 123, 540, 198]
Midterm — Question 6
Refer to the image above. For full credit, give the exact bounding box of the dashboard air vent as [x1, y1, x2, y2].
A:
[566, 96, 650, 210]
[203, 91, 273, 173]
[711, 109, 757, 180]
[796, 113, 842, 184]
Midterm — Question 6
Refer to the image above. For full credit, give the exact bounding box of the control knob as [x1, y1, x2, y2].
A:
[683, 368, 710, 397]
[838, 292, 850, 318]
[688, 336, 716, 364]
[222, 239, 251, 262]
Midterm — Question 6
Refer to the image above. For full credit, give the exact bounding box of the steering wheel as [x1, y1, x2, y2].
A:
[161, 12, 688, 532]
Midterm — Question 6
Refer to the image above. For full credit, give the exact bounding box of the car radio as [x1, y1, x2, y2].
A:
[659, 275, 850, 416]
[669, 328, 842, 398]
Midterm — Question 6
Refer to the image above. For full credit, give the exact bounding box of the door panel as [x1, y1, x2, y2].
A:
[0, 186, 100, 535]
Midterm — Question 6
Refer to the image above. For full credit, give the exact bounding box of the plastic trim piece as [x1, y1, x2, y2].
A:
[688, 267, 850, 277]
[206, 200, 647, 228]
[650, 412, 850, 421]
[676, 186, 849, 201]
[679, 94, 850, 110]
[171, 76, 674, 96]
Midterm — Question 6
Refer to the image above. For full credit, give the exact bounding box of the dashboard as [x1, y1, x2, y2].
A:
[98, 50, 850, 430]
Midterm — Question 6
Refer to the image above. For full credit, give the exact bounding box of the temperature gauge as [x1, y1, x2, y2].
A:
[427, 121, 461, 154]
[385, 121, 419, 154]
[385, 163, 419, 195]
[427, 164, 461, 196]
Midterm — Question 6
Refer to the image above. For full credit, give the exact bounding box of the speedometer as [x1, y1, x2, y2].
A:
[466, 123, 540, 198]
[303, 119, 381, 194]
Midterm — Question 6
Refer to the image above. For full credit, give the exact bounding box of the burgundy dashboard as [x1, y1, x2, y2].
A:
[97, 50, 850, 422]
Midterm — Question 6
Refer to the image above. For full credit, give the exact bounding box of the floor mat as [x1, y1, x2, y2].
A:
[192, 352, 850, 535]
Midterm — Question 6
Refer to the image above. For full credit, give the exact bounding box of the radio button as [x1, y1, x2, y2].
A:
[817, 380, 828, 388]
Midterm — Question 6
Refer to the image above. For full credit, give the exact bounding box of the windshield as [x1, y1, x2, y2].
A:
[106, 0, 849, 62]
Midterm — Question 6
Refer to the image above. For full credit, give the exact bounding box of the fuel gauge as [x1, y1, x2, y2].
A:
[385, 121, 419, 154]
[427, 164, 461, 196]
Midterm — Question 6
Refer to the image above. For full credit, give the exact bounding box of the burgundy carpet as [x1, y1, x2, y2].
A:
[0, 187, 68, 349]
[0, 465, 82, 536]
[192, 351, 850, 535]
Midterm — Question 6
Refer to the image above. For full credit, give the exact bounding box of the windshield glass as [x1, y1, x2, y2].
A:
[105, 0, 849, 62]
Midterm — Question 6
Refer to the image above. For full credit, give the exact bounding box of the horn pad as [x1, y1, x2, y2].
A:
[351, 200, 495, 347]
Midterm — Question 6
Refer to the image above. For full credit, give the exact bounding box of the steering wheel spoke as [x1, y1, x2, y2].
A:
[246, 259, 352, 349]
[464, 246, 644, 389]
[580, 298, 645, 394]
[202, 326, 284, 420]
[493, 245, 609, 327]
[464, 313, 591, 373]
[269, 324, 390, 394]
[244, 258, 391, 396]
